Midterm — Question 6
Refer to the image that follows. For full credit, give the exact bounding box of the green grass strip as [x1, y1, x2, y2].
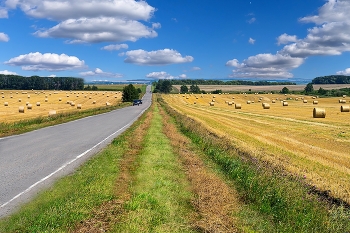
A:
[112, 105, 196, 233]
[159, 98, 350, 233]
[0, 110, 148, 233]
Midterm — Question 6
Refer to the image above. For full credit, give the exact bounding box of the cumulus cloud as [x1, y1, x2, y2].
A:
[79, 68, 123, 78]
[124, 49, 194, 65]
[34, 17, 158, 43]
[227, 0, 350, 78]
[277, 33, 298, 45]
[146, 71, 186, 79]
[5, 0, 155, 21]
[101, 43, 128, 51]
[6, 0, 159, 44]
[0, 8, 8, 18]
[5, 52, 86, 71]
[0, 32, 9, 42]
[248, 37, 255, 44]
[226, 54, 304, 78]
[336, 68, 350, 75]
[191, 66, 201, 71]
[0, 70, 18, 75]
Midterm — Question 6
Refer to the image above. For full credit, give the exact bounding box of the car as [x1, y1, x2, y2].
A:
[133, 99, 141, 106]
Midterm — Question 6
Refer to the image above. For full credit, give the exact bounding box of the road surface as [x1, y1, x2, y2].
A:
[0, 85, 152, 218]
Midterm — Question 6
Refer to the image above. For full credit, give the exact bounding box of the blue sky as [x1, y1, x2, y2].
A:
[0, 0, 350, 83]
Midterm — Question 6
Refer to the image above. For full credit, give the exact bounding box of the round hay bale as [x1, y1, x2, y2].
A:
[10, 96, 13, 98]
[27, 104, 32, 109]
[235, 103, 242, 109]
[343, 95, 347, 98]
[4, 102, 8, 106]
[313, 101, 318, 105]
[77, 104, 82, 109]
[36, 102, 40, 106]
[70, 102, 75, 106]
[59, 98, 62, 101]
[272, 100, 276, 103]
[45, 98, 48, 102]
[303, 100, 308, 103]
[341, 105, 350, 112]
[18, 99, 21, 102]
[92, 100, 96, 104]
[313, 108, 326, 118]
[48, 110, 57, 116]
[194, 102, 196, 104]
[210, 102, 215, 106]
[106, 102, 111, 106]
[247, 101, 251, 104]
[19, 106, 25, 113]
[26, 102, 30, 106]
[228, 102, 233, 106]
[212, 99, 215, 102]
[27, 95, 30, 98]
[283, 102, 289, 106]
[263, 103, 270, 109]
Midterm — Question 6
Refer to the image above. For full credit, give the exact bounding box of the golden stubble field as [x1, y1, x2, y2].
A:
[0, 90, 122, 123]
[163, 93, 350, 202]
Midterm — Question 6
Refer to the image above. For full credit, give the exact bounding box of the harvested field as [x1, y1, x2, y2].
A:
[0, 90, 122, 123]
[173, 84, 350, 92]
[163, 93, 350, 203]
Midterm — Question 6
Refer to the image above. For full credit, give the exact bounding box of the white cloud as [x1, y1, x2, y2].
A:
[7, 0, 159, 44]
[0, 70, 18, 75]
[0, 8, 8, 18]
[191, 67, 201, 71]
[101, 43, 128, 51]
[0, 32, 9, 42]
[247, 17, 256, 24]
[249, 37, 255, 44]
[227, 54, 304, 78]
[336, 68, 350, 75]
[124, 49, 194, 65]
[146, 71, 186, 79]
[6, 0, 155, 21]
[5, 52, 85, 71]
[79, 68, 123, 78]
[227, 0, 350, 79]
[48, 74, 56, 77]
[277, 33, 298, 45]
[34, 17, 158, 43]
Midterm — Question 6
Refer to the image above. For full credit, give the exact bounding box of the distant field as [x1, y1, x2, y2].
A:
[163, 93, 350, 203]
[173, 84, 350, 92]
[0, 90, 122, 123]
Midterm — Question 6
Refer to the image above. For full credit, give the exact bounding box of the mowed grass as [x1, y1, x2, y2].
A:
[112, 105, 195, 232]
[163, 93, 350, 203]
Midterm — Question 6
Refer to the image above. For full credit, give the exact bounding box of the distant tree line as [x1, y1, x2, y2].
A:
[0, 75, 84, 90]
[311, 75, 350, 84]
[168, 79, 296, 86]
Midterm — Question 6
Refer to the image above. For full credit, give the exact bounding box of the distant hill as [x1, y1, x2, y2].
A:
[168, 79, 296, 86]
[312, 75, 350, 84]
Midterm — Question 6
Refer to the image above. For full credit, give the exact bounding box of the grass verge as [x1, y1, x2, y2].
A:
[112, 104, 196, 233]
[0, 105, 149, 232]
[158, 96, 350, 233]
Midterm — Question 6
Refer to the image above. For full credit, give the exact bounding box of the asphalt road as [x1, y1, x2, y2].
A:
[0, 85, 152, 218]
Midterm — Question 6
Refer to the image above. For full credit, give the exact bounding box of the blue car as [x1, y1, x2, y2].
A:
[133, 99, 142, 106]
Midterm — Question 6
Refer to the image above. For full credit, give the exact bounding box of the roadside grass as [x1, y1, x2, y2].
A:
[0, 102, 130, 138]
[112, 104, 196, 233]
[0, 106, 149, 232]
[159, 96, 350, 233]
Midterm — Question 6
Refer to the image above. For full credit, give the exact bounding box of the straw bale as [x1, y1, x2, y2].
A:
[341, 105, 350, 112]
[283, 102, 289, 106]
[18, 106, 25, 113]
[235, 103, 242, 109]
[313, 108, 326, 118]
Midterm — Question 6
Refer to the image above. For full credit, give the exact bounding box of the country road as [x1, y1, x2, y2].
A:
[0, 85, 152, 218]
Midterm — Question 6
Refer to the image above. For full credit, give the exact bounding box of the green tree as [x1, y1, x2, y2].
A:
[159, 80, 172, 93]
[318, 87, 327, 95]
[122, 84, 139, 102]
[281, 87, 290, 94]
[304, 83, 314, 94]
[189, 84, 201, 93]
[180, 85, 188, 93]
